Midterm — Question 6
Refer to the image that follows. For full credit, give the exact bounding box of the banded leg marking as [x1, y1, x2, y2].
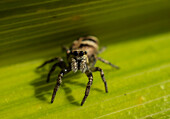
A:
[37, 57, 63, 69]
[81, 72, 93, 106]
[97, 57, 119, 69]
[93, 67, 108, 93]
[51, 69, 70, 103]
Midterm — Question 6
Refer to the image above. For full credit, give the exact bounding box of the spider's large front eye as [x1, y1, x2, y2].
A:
[79, 51, 84, 56]
[73, 51, 78, 56]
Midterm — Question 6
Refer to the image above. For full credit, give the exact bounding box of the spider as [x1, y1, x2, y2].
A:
[37, 36, 119, 106]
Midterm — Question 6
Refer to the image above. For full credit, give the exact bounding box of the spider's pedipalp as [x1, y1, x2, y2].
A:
[80, 58, 88, 73]
[71, 58, 78, 73]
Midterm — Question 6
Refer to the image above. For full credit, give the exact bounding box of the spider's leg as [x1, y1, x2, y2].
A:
[47, 60, 67, 82]
[92, 67, 108, 93]
[81, 71, 93, 106]
[62, 46, 69, 52]
[51, 68, 70, 103]
[98, 47, 106, 54]
[37, 57, 62, 69]
[97, 57, 119, 69]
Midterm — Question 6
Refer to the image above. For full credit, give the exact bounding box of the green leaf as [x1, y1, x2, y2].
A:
[0, 0, 170, 119]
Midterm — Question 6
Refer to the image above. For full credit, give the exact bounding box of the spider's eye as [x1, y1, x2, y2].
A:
[84, 51, 87, 54]
[79, 51, 84, 56]
[73, 51, 78, 56]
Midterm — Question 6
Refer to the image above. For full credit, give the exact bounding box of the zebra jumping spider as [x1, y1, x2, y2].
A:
[38, 36, 119, 106]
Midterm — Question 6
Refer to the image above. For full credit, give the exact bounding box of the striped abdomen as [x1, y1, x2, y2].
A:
[71, 36, 99, 56]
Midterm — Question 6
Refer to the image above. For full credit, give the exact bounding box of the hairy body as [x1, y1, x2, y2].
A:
[38, 36, 119, 106]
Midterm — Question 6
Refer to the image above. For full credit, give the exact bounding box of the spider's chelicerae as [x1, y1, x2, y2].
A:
[38, 36, 119, 106]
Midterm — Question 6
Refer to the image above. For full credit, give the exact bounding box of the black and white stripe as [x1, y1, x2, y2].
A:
[71, 36, 99, 54]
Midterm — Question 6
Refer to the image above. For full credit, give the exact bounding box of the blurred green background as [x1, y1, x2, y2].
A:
[0, 0, 170, 119]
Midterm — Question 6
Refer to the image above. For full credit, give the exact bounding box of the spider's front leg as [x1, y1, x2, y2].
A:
[51, 68, 70, 103]
[46, 59, 67, 82]
[81, 71, 93, 106]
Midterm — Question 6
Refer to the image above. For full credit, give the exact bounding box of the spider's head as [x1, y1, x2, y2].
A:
[67, 50, 88, 73]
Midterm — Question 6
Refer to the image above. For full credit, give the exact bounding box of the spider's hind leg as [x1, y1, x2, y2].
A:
[97, 57, 119, 69]
[98, 47, 106, 54]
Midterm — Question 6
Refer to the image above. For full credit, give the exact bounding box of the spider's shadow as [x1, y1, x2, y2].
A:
[30, 64, 104, 106]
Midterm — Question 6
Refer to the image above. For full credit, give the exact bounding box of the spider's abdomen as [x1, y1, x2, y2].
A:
[71, 36, 99, 57]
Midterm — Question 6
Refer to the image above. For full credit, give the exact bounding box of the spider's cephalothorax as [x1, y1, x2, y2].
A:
[38, 36, 119, 106]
